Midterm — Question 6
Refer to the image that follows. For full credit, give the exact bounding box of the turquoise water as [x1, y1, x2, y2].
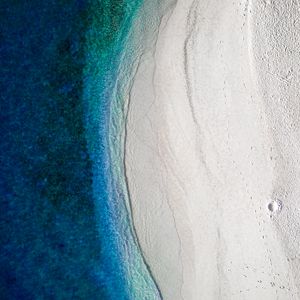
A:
[83, 0, 161, 298]
[0, 0, 161, 299]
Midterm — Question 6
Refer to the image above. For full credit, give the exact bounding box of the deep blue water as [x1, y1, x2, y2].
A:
[0, 1, 153, 299]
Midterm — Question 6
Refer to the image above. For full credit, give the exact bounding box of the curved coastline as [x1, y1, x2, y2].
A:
[83, 0, 168, 298]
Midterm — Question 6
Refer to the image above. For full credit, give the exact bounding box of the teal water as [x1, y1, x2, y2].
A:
[0, 0, 161, 299]
[83, 0, 162, 298]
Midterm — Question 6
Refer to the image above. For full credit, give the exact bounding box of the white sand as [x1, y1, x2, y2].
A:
[125, 0, 300, 299]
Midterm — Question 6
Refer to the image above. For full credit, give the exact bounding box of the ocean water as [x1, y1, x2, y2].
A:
[0, 1, 160, 299]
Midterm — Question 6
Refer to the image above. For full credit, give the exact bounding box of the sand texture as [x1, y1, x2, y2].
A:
[125, 0, 300, 299]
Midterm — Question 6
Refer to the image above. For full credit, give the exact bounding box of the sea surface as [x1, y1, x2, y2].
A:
[0, 1, 160, 299]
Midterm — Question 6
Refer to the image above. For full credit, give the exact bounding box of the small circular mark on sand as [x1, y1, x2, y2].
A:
[267, 199, 283, 213]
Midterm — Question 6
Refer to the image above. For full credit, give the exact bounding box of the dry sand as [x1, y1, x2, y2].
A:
[125, 0, 300, 299]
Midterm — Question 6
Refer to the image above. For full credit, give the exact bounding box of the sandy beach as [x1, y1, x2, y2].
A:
[125, 0, 300, 299]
